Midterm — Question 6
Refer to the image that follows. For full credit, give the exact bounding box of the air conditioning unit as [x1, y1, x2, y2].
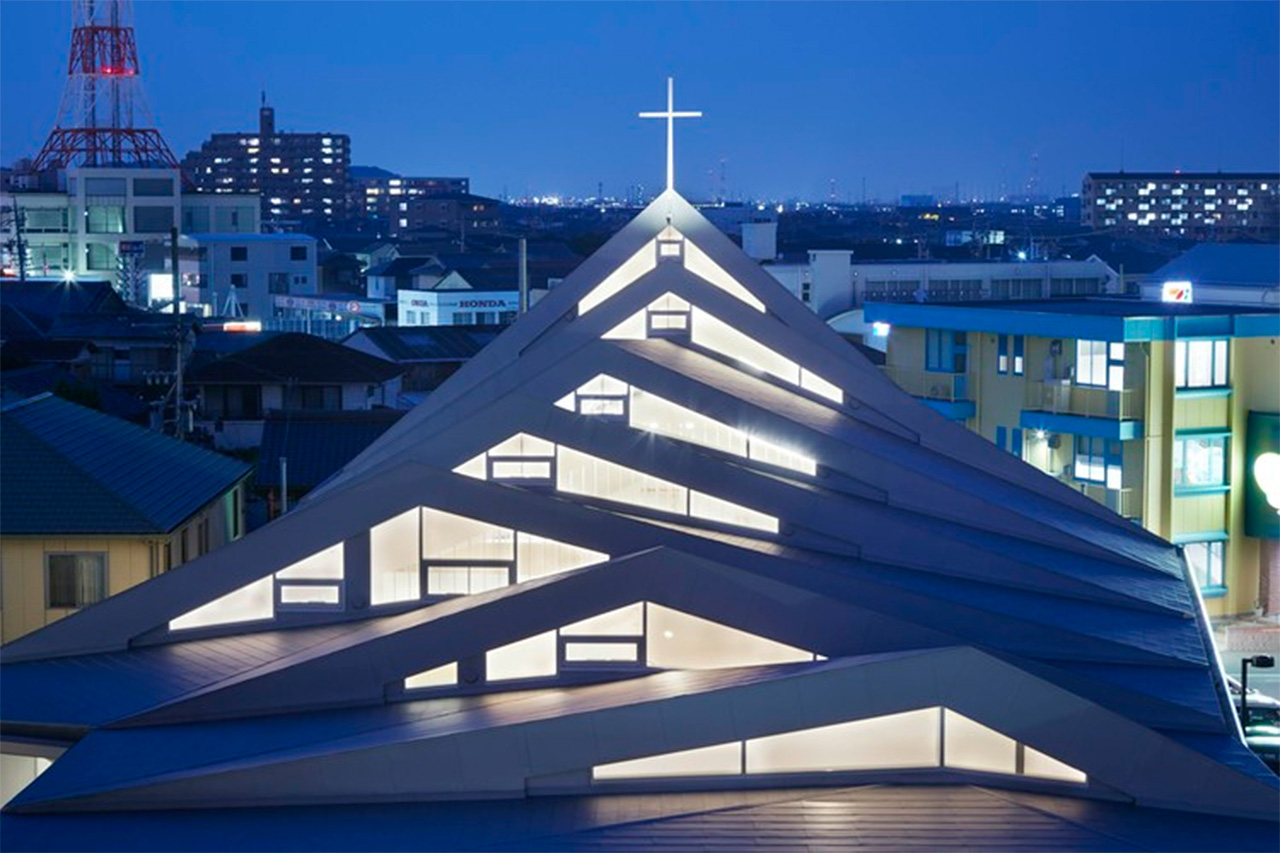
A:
[1048, 434, 1061, 449]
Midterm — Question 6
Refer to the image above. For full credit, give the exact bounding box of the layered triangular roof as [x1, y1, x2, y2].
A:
[2, 191, 1275, 824]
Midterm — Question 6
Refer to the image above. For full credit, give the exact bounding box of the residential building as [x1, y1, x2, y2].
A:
[183, 233, 318, 319]
[1, 167, 259, 299]
[350, 166, 469, 233]
[0, 393, 251, 643]
[0, 279, 196, 388]
[865, 296, 1280, 618]
[395, 192, 503, 238]
[187, 332, 404, 450]
[255, 408, 407, 513]
[344, 324, 504, 393]
[397, 269, 519, 327]
[181, 99, 350, 228]
[1082, 171, 1279, 240]
[0, 190, 1273, 841]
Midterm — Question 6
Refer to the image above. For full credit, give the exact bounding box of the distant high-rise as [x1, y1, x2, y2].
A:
[181, 98, 350, 229]
[349, 167, 470, 235]
[1083, 171, 1279, 241]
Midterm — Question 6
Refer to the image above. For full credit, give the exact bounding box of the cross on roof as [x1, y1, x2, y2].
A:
[639, 77, 703, 192]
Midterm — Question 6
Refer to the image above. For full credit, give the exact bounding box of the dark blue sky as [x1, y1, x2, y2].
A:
[2, 2, 1277, 201]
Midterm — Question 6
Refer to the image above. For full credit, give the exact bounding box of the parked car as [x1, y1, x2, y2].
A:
[1226, 676, 1280, 773]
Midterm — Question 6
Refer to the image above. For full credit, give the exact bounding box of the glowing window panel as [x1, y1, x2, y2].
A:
[453, 453, 487, 479]
[602, 309, 647, 340]
[594, 742, 742, 780]
[646, 604, 812, 669]
[692, 307, 799, 384]
[564, 641, 639, 662]
[489, 433, 556, 457]
[427, 565, 510, 595]
[370, 508, 421, 605]
[749, 436, 817, 476]
[554, 393, 576, 411]
[491, 459, 553, 480]
[275, 544, 343, 580]
[579, 239, 657, 314]
[404, 662, 458, 690]
[580, 398, 625, 416]
[279, 585, 341, 605]
[170, 576, 273, 631]
[650, 292, 690, 312]
[800, 368, 843, 403]
[423, 509, 513, 561]
[942, 709, 1017, 775]
[745, 707, 942, 774]
[561, 602, 645, 636]
[515, 532, 607, 581]
[683, 240, 766, 311]
[650, 314, 688, 331]
[629, 388, 747, 456]
[578, 374, 629, 396]
[556, 445, 688, 515]
[690, 490, 778, 533]
[486, 630, 557, 681]
[1023, 747, 1087, 783]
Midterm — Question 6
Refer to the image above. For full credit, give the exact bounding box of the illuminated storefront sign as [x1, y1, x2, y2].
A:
[1245, 411, 1280, 539]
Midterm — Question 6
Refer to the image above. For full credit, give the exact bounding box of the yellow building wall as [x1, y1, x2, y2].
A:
[0, 488, 244, 644]
[0, 537, 156, 644]
[1219, 335, 1280, 617]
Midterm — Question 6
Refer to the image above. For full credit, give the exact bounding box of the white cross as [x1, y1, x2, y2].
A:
[639, 77, 702, 192]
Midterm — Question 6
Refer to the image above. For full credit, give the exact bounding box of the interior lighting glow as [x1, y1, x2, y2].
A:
[871, 321, 891, 338]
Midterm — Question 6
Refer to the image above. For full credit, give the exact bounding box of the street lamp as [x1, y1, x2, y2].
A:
[1241, 654, 1276, 727]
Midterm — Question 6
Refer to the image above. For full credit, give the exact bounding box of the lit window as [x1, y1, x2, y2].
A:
[1183, 539, 1225, 590]
[578, 239, 657, 314]
[1173, 435, 1227, 490]
[692, 307, 842, 403]
[1174, 339, 1229, 389]
[170, 577, 273, 631]
[1074, 436, 1121, 489]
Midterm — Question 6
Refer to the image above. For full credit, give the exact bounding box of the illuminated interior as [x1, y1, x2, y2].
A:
[457, 432, 781, 532]
[578, 229, 766, 317]
[555, 374, 817, 476]
[593, 706, 1087, 784]
[403, 601, 817, 690]
[691, 307, 843, 403]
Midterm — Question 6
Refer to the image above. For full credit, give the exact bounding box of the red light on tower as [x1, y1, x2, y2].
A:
[33, 0, 178, 170]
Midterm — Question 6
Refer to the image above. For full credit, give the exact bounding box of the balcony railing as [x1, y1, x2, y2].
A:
[882, 366, 967, 402]
[1025, 380, 1138, 420]
[1079, 483, 1140, 519]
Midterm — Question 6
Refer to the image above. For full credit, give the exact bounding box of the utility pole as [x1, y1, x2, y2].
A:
[171, 225, 185, 441]
[518, 238, 529, 315]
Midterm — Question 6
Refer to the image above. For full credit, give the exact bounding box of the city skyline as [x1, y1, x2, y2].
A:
[1, 1, 1278, 201]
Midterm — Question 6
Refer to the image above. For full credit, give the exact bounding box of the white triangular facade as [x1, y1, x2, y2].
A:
[1, 191, 1275, 821]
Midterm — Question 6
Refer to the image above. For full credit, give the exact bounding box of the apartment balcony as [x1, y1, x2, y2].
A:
[1078, 482, 1141, 520]
[882, 366, 974, 421]
[1021, 380, 1143, 441]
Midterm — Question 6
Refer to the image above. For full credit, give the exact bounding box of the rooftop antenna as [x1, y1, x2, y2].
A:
[639, 77, 702, 196]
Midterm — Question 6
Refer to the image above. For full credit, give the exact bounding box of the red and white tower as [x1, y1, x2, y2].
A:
[33, 0, 178, 170]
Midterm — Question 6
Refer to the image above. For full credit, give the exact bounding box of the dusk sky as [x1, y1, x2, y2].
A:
[2, 1, 1277, 202]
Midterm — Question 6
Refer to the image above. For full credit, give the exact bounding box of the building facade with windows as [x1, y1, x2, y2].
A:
[350, 168, 469, 234]
[181, 102, 350, 227]
[865, 297, 1280, 617]
[0, 394, 251, 643]
[184, 233, 318, 319]
[1083, 171, 1279, 241]
[766, 254, 1118, 336]
[1, 168, 258, 295]
[1, 191, 1274, 840]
